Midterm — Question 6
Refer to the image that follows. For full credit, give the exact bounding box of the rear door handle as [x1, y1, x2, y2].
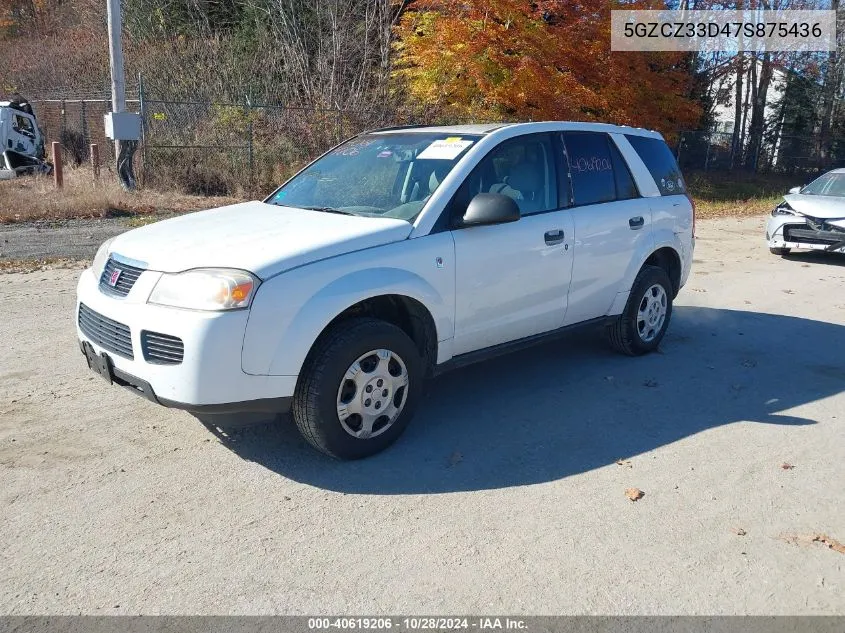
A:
[629, 216, 645, 230]
[544, 229, 565, 245]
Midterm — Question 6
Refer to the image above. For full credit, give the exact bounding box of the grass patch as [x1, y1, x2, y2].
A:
[686, 170, 796, 219]
[1, 165, 800, 225]
[0, 166, 244, 224]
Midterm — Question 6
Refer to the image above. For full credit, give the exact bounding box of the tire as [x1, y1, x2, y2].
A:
[607, 265, 673, 356]
[769, 247, 791, 256]
[292, 317, 424, 459]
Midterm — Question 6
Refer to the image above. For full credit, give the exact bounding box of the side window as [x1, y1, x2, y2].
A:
[450, 133, 558, 220]
[561, 132, 615, 206]
[624, 134, 686, 195]
[608, 138, 639, 200]
[13, 115, 34, 135]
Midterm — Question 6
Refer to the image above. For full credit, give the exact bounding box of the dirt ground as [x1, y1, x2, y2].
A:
[0, 215, 843, 615]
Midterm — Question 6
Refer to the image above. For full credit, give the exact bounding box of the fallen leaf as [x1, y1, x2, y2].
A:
[616, 459, 632, 468]
[625, 487, 644, 502]
[783, 289, 795, 294]
[643, 379, 659, 388]
[741, 359, 757, 368]
[448, 451, 463, 467]
[779, 533, 845, 555]
[733, 527, 747, 536]
[781, 462, 795, 470]
[814, 534, 845, 554]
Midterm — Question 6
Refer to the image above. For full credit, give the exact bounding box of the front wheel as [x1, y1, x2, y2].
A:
[607, 265, 673, 356]
[769, 247, 791, 256]
[292, 317, 424, 459]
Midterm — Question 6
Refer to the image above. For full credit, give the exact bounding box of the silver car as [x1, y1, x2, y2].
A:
[766, 168, 845, 256]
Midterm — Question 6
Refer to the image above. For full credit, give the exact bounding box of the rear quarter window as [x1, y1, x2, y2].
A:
[625, 134, 686, 196]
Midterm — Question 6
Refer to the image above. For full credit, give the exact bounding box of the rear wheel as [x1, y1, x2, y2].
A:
[293, 318, 423, 459]
[769, 247, 791, 256]
[607, 265, 673, 356]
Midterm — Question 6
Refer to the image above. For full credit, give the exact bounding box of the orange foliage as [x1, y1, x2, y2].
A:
[394, 0, 702, 137]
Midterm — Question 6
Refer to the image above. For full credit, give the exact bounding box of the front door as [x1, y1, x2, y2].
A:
[450, 133, 575, 355]
[8, 112, 37, 156]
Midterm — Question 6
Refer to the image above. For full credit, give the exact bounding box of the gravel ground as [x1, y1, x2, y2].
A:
[0, 216, 162, 262]
[0, 215, 843, 615]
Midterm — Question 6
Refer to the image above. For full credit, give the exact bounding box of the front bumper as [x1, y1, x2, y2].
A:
[75, 267, 295, 412]
[767, 216, 845, 253]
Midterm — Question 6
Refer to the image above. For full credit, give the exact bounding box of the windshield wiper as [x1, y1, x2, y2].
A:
[301, 206, 356, 216]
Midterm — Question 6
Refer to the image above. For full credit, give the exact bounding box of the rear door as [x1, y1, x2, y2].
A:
[560, 131, 654, 326]
[450, 133, 575, 355]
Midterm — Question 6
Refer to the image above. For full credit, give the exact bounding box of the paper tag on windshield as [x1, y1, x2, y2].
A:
[418, 138, 474, 160]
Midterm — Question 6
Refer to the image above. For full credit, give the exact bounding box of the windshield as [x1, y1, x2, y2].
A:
[267, 133, 480, 222]
[800, 172, 845, 197]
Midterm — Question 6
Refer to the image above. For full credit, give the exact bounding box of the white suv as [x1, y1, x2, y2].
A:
[76, 122, 694, 458]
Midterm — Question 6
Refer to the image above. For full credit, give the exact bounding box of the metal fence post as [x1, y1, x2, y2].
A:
[60, 99, 66, 138]
[246, 99, 254, 187]
[138, 72, 148, 187]
[80, 100, 88, 151]
[91, 143, 100, 182]
[704, 134, 711, 171]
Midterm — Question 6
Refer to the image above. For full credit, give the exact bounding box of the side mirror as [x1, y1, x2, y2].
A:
[461, 193, 520, 227]
[788, 186, 801, 194]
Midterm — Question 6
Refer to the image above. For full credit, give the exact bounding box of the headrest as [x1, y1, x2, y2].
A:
[429, 166, 449, 192]
[508, 163, 542, 193]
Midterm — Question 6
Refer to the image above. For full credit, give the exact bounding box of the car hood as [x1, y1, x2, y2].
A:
[784, 193, 845, 221]
[107, 201, 413, 278]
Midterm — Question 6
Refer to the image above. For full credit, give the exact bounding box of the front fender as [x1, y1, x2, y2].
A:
[242, 248, 455, 377]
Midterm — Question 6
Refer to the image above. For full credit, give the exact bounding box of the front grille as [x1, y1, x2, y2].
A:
[784, 223, 845, 245]
[99, 257, 145, 297]
[141, 331, 184, 365]
[78, 303, 134, 359]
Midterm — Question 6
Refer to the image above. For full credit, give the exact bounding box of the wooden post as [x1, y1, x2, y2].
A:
[90, 143, 100, 181]
[52, 141, 63, 189]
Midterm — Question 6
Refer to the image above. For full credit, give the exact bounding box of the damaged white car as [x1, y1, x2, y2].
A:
[767, 169, 845, 256]
[0, 97, 50, 180]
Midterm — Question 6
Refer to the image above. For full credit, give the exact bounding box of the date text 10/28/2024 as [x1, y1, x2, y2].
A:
[308, 618, 528, 631]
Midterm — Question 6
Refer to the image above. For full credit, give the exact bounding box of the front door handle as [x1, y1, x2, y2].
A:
[544, 229, 565, 245]
[629, 216, 645, 230]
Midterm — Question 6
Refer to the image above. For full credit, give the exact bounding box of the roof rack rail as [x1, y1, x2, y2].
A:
[364, 123, 435, 134]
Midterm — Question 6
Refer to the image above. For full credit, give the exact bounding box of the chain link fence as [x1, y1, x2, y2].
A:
[43, 89, 839, 194]
[28, 89, 463, 195]
[677, 130, 842, 174]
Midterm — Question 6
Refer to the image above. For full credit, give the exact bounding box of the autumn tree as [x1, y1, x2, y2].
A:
[393, 0, 702, 136]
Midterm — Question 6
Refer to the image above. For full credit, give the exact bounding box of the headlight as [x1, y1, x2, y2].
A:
[772, 202, 796, 216]
[92, 238, 115, 278]
[148, 268, 259, 311]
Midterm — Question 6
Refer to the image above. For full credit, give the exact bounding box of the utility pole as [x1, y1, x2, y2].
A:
[106, 0, 125, 158]
[104, 0, 140, 190]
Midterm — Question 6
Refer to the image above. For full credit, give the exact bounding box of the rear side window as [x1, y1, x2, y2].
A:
[561, 132, 615, 206]
[608, 139, 638, 200]
[625, 134, 686, 195]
